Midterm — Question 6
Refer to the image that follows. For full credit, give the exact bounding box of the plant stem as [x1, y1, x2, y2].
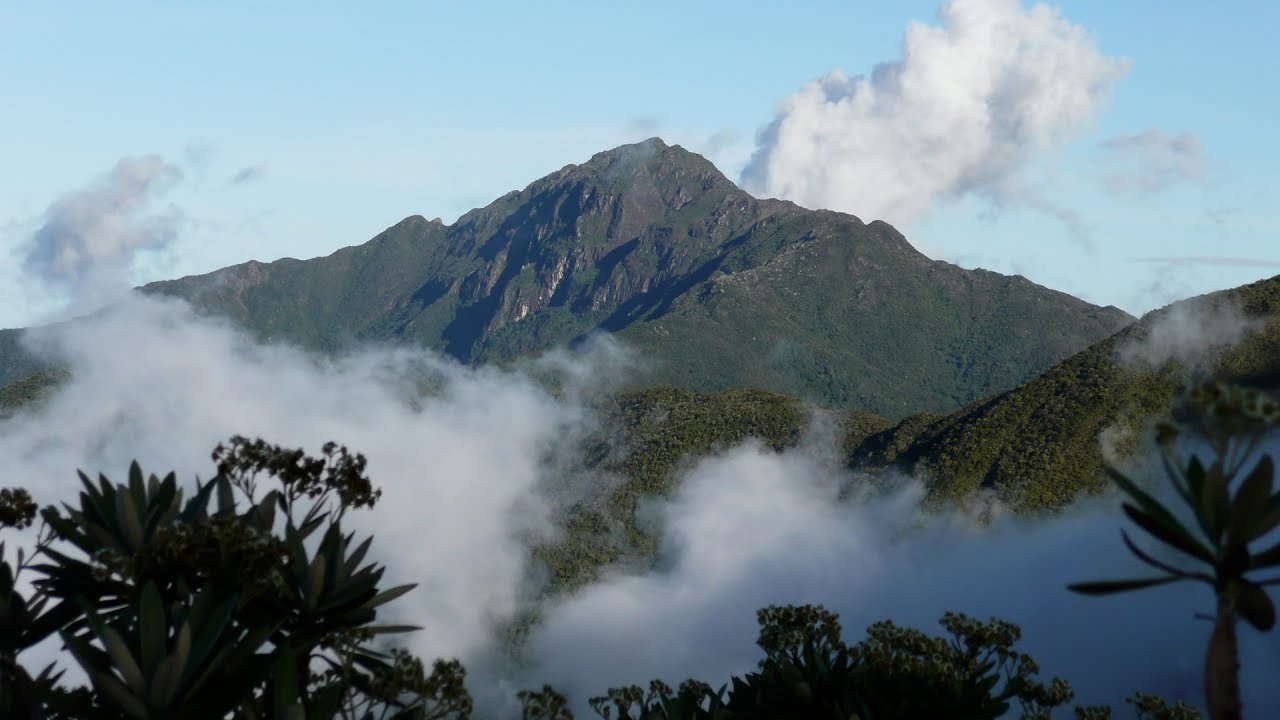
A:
[1206, 588, 1242, 720]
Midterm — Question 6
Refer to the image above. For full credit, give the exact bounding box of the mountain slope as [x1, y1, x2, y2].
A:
[1, 139, 1132, 418]
[848, 273, 1280, 510]
[0, 329, 45, 391]
[539, 275, 1280, 590]
[2, 276, 1273, 592]
[142, 139, 779, 356]
[611, 209, 1126, 416]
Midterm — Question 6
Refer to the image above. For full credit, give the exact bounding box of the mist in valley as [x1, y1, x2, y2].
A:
[3, 295, 1277, 717]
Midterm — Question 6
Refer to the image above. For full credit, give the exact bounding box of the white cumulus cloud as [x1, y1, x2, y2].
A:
[741, 0, 1128, 228]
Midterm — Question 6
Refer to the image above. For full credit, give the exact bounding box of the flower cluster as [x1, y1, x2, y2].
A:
[1171, 379, 1280, 441]
[0, 487, 37, 530]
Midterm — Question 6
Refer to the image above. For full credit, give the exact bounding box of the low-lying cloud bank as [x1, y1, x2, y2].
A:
[3, 295, 1278, 717]
[1117, 296, 1258, 371]
[5, 294, 597, 671]
[521, 443, 1280, 717]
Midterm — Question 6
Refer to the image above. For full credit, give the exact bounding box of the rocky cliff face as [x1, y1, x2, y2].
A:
[411, 138, 793, 357]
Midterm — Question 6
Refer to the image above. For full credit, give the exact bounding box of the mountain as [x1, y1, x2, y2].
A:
[0, 328, 47, 392]
[533, 275, 1280, 591]
[845, 273, 1280, 511]
[0, 138, 1132, 418]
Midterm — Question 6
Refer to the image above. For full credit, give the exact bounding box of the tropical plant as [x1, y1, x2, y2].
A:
[850, 611, 1075, 720]
[590, 604, 1082, 720]
[0, 436, 474, 719]
[0, 426, 1233, 720]
[1125, 692, 1204, 720]
[519, 685, 574, 720]
[0, 485, 89, 719]
[589, 679, 728, 720]
[1070, 380, 1280, 720]
[720, 604, 868, 720]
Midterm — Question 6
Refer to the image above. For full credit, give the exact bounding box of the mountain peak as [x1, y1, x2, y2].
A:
[583, 136, 669, 166]
[453, 137, 746, 233]
[550, 137, 737, 197]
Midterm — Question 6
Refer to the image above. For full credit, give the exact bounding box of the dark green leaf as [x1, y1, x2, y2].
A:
[1105, 466, 1207, 551]
[297, 512, 328, 541]
[180, 478, 220, 523]
[1068, 576, 1184, 595]
[128, 462, 147, 519]
[150, 651, 185, 709]
[359, 582, 416, 611]
[100, 625, 145, 694]
[365, 624, 422, 635]
[216, 476, 235, 516]
[273, 643, 299, 720]
[1237, 581, 1276, 631]
[139, 582, 166, 679]
[1121, 504, 1215, 565]
[1247, 537, 1280, 572]
[1204, 461, 1231, 542]
[145, 476, 179, 535]
[93, 669, 150, 719]
[183, 593, 239, 681]
[309, 682, 346, 720]
[1232, 456, 1276, 543]
[1248, 491, 1280, 537]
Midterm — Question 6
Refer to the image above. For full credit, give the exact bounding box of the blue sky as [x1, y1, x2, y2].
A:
[2, 0, 1277, 328]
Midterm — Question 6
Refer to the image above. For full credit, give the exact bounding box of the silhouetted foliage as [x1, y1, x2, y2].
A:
[0, 429, 1223, 719]
[589, 603, 1102, 720]
[1072, 380, 1279, 720]
[0, 436, 470, 720]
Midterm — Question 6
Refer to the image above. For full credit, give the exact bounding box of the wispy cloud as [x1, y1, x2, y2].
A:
[740, 0, 1128, 233]
[227, 164, 266, 187]
[698, 129, 743, 162]
[1205, 206, 1235, 228]
[1117, 298, 1257, 369]
[19, 156, 184, 315]
[1132, 256, 1280, 269]
[1099, 129, 1209, 194]
[625, 115, 663, 140]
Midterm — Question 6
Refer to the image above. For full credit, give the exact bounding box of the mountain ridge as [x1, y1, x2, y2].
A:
[844, 272, 1280, 510]
[1, 138, 1132, 418]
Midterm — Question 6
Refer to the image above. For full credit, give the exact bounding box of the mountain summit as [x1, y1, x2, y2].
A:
[3, 140, 1132, 417]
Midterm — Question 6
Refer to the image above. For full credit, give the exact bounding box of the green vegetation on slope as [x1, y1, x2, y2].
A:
[0, 328, 50, 393]
[3, 275, 1275, 598]
[618, 211, 1130, 417]
[849, 274, 1280, 512]
[0, 366, 67, 418]
[534, 386, 810, 594]
[532, 276, 1280, 597]
[2, 276, 1275, 535]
